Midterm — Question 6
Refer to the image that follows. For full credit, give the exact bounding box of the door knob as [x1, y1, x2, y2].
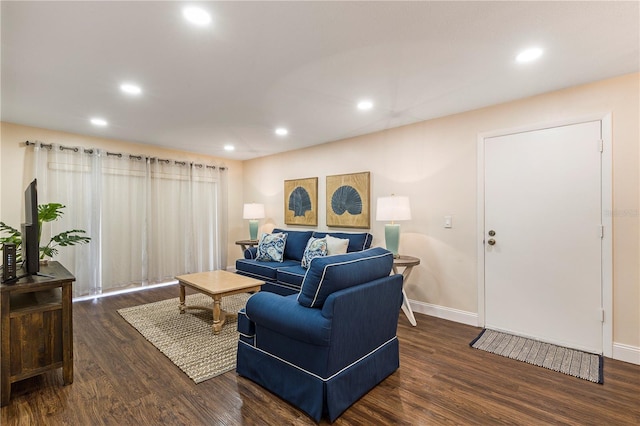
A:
[488, 230, 496, 236]
[487, 238, 496, 246]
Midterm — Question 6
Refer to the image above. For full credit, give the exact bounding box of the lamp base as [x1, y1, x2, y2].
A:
[384, 224, 401, 258]
[249, 220, 259, 240]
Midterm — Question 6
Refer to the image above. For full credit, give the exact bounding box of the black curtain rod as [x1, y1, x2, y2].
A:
[24, 140, 226, 171]
[25, 140, 94, 154]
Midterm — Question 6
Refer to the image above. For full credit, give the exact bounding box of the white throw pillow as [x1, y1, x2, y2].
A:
[325, 235, 349, 255]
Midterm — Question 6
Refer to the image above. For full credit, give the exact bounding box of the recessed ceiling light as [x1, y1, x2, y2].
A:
[357, 100, 373, 110]
[183, 6, 211, 26]
[516, 47, 543, 63]
[224, 145, 235, 151]
[120, 83, 142, 95]
[275, 127, 288, 136]
[90, 118, 108, 126]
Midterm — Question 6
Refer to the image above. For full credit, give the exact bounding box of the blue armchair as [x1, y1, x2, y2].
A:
[236, 247, 403, 422]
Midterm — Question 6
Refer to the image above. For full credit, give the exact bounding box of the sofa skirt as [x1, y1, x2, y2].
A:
[236, 338, 400, 422]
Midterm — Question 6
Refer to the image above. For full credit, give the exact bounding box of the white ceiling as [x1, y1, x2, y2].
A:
[2, 1, 638, 161]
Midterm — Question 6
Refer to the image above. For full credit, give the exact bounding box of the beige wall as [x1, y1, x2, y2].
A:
[0, 122, 245, 269]
[243, 73, 640, 352]
[1, 74, 637, 357]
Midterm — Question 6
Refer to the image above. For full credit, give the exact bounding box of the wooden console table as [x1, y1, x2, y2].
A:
[1, 261, 75, 406]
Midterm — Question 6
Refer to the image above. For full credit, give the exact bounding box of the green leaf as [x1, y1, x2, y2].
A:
[40, 246, 58, 258]
[38, 203, 66, 223]
[50, 230, 91, 247]
[0, 221, 21, 237]
[0, 222, 22, 246]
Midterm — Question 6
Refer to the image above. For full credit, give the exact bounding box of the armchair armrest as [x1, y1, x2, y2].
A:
[321, 274, 403, 372]
[245, 273, 403, 354]
[245, 292, 332, 346]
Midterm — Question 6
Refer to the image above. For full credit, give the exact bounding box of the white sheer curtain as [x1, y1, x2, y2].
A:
[189, 163, 227, 273]
[147, 160, 227, 281]
[147, 159, 192, 282]
[26, 142, 227, 298]
[31, 144, 100, 295]
[100, 153, 148, 292]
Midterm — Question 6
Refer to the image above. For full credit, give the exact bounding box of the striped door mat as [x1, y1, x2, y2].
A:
[470, 329, 603, 384]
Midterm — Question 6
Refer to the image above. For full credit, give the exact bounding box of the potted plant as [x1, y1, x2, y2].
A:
[0, 203, 91, 262]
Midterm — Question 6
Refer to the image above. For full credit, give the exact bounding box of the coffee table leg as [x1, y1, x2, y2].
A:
[213, 294, 222, 334]
[179, 284, 186, 313]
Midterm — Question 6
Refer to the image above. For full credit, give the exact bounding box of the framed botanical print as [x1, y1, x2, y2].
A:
[284, 177, 318, 226]
[326, 171, 370, 228]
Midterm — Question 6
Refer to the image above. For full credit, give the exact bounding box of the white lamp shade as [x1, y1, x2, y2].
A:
[376, 196, 411, 222]
[243, 203, 265, 219]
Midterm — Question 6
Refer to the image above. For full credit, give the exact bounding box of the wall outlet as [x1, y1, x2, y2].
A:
[444, 215, 453, 228]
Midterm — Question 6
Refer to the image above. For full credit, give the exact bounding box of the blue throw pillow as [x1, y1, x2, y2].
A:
[272, 228, 313, 261]
[311, 231, 373, 252]
[297, 247, 394, 308]
[256, 232, 287, 262]
[301, 237, 328, 269]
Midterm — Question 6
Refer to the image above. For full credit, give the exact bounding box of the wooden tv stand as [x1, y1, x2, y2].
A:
[1, 261, 75, 406]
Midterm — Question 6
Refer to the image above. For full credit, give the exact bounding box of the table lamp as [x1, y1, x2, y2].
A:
[376, 195, 411, 258]
[243, 203, 265, 240]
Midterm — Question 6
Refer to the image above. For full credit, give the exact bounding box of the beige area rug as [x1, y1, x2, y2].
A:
[470, 329, 603, 384]
[118, 292, 251, 383]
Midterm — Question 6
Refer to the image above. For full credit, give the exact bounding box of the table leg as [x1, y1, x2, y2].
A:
[401, 288, 417, 326]
[1, 293, 10, 406]
[393, 265, 418, 326]
[62, 283, 73, 385]
[179, 284, 186, 313]
[213, 294, 222, 334]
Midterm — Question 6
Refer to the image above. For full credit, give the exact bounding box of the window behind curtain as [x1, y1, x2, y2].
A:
[29, 144, 227, 298]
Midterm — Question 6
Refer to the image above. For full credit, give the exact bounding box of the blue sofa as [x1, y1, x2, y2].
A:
[236, 247, 403, 422]
[235, 228, 373, 295]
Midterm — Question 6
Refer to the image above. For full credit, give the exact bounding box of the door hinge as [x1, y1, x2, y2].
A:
[599, 308, 605, 323]
[599, 225, 604, 239]
[598, 139, 604, 152]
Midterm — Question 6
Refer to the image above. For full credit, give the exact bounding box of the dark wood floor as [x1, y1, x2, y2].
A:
[2, 284, 639, 425]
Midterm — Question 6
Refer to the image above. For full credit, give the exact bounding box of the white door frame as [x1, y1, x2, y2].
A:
[476, 113, 613, 357]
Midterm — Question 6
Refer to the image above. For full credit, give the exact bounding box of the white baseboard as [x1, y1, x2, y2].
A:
[612, 342, 640, 365]
[408, 299, 640, 365]
[409, 299, 478, 327]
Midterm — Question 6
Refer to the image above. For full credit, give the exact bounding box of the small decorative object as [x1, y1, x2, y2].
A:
[243, 203, 265, 240]
[326, 172, 370, 228]
[284, 177, 318, 226]
[376, 195, 411, 258]
[0, 203, 91, 261]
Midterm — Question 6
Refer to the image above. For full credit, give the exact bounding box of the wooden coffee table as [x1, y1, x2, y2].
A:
[175, 270, 263, 334]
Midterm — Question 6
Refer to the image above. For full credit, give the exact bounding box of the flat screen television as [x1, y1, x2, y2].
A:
[21, 179, 39, 275]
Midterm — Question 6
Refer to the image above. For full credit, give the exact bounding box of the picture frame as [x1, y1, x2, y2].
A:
[326, 171, 370, 228]
[284, 177, 318, 226]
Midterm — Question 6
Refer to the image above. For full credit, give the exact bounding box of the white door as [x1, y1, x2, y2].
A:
[484, 121, 603, 354]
